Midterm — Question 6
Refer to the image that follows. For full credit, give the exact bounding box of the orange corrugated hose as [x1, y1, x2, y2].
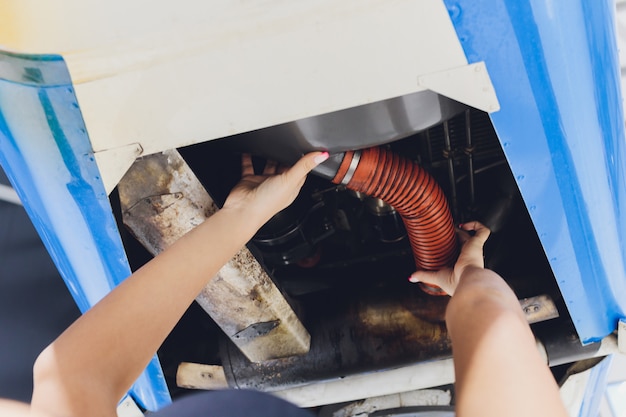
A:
[332, 147, 458, 294]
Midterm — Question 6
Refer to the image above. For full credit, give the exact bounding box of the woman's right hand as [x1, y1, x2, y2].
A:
[222, 152, 329, 227]
[408, 221, 490, 296]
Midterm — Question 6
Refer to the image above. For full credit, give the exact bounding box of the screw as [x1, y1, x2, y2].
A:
[524, 304, 540, 314]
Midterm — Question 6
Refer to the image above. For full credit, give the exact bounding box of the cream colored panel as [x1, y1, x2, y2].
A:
[74, 0, 467, 156]
[1, 0, 469, 158]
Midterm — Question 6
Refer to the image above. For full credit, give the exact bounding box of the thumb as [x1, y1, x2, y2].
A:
[284, 152, 329, 184]
[409, 270, 445, 285]
[409, 268, 454, 296]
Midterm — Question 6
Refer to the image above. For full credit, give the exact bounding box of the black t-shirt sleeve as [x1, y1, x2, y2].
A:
[148, 389, 315, 417]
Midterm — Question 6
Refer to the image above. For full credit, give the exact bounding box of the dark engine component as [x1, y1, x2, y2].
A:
[180, 109, 516, 297]
[160, 107, 567, 403]
[359, 194, 406, 243]
[220, 284, 451, 391]
[252, 193, 333, 267]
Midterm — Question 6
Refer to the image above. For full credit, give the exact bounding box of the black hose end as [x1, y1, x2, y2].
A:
[311, 152, 345, 180]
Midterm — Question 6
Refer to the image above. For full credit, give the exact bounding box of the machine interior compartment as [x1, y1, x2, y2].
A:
[112, 103, 576, 404]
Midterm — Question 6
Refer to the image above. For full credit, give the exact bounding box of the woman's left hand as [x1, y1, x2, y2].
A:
[408, 221, 490, 296]
[223, 152, 329, 225]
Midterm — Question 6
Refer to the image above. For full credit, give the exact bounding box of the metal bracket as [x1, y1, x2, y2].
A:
[618, 318, 626, 354]
[177, 363, 229, 391]
[94, 142, 143, 195]
[116, 396, 144, 417]
[233, 320, 281, 342]
[417, 62, 500, 113]
[519, 294, 559, 324]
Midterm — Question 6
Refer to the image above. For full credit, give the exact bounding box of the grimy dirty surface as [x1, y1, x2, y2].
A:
[118, 149, 310, 363]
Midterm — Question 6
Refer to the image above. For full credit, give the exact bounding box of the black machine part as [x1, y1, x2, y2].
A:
[220, 285, 451, 391]
[145, 101, 588, 405]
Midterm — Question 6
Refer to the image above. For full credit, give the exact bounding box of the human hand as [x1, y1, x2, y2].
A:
[222, 152, 329, 226]
[408, 221, 490, 296]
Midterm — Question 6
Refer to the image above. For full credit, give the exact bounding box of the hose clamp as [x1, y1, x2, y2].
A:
[341, 150, 361, 185]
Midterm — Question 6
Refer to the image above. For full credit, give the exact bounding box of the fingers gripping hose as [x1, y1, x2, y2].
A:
[332, 148, 458, 286]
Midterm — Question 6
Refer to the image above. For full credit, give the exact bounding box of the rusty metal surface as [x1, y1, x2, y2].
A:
[118, 149, 310, 362]
[196, 247, 311, 361]
[118, 149, 218, 254]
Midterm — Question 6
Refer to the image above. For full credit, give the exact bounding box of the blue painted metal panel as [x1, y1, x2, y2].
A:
[444, 0, 626, 343]
[0, 51, 171, 410]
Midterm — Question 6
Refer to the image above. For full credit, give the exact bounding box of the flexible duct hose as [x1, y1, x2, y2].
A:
[331, 147, 458, 293]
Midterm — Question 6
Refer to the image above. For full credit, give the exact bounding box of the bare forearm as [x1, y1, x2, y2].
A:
[32, 206, 264, 415]
[446, 267, 567, 417]
[30, 152, 327, 417]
